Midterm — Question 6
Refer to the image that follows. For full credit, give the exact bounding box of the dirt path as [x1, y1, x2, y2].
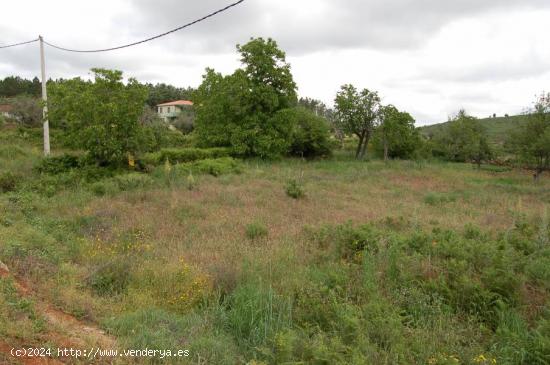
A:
[0, 262, 116, 364]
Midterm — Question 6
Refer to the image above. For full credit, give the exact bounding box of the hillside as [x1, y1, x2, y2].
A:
[419, 114, 529, 145]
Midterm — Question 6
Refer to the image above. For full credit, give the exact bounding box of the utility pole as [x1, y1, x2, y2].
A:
[39, 35, 50, 156]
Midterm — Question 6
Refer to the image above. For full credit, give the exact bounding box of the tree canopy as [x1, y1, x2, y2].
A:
[334, 85, 381, 159]
[509, 93, 550, 179]
[431, 110, 492, 165]
[194, 37, 300, 158]
[373, 105, 421, 160]
[49, 69, 148, 166]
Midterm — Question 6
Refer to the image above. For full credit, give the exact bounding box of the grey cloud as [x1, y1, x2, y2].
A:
[415, 51, 550, 83]
[128, 0, 550, 55]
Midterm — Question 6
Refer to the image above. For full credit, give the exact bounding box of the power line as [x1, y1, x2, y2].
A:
[43, 0, 245, 53]
[0, 38, 39, 49]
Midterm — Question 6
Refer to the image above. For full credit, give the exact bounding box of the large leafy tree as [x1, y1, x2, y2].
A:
[374, 105, 421, 160]
[334, 85, 381, 159]
[49, 69, 148, 166]
[433, 110, 492, 165]
[194, 38, 298, 158]
[510, 93, 550, 180]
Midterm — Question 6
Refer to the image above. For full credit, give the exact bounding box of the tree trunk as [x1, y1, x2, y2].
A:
[355, 133, 365, 159]
[534, 167, 543, 182]
[383, 136, 389, 162]
[360, 133, 370, 160]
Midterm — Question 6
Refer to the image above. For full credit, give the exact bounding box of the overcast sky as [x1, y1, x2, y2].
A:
[1, 0, 549, 125]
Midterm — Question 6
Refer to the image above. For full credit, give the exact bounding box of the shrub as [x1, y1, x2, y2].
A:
[112, 173, 153, 191]
[89, 180, 118, 196]
[423, 192, 457, 206]
[192, 157, 242, 176]
[36, 154, 81, 174]
[87, 259, 131, 296]
[0, 145, 28, 159]
[141, 147, 233, 166]
[245, 222, 268, 240]
[285, 179, 305, 199]
[0, 172, 20, 193]
[284, 107, 333, 158]
[174, 157, 242, 177]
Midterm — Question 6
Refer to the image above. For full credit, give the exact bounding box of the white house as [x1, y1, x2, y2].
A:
[156, 100, 193, 122]
[0, 104, 14, 119]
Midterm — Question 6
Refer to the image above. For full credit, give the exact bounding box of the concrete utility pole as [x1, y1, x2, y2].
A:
[39, 35, 50, 156]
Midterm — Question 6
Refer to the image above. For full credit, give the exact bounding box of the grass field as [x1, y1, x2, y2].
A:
[1, 126, 550, 364]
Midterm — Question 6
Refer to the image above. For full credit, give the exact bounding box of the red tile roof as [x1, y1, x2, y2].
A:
[157, 100, 193, 107]
[0, 104, 13, 113]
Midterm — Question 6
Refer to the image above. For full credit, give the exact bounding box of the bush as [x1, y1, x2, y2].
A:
[285, 179, 305, 199]
[142, 147, 233, 166]
[174, 157, 242, 177]
[284, 108, 333, 158]
[141, 122, 189, 151]
[87, 259, 131, 296]
[112, 173, 153, 191]
[245, 222, 268, 240]
[423, 192, 458, 205]
[36, 154, 82, 174]
[0, 172, 20, 193]
[89, 180, 118, 196]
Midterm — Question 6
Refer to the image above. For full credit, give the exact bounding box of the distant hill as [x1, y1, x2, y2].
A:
[419, 114, 529, 146]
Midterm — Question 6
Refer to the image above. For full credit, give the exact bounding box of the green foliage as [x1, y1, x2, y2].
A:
[49, 69, 148, 166]
[423, 192, 458, 205]
[334, 84, 381, 159]
[0, 76, 41, 98]
[287, 107, 333, 158]
[35, 154, 81, 174]
[508, 93, 550, 177]
[285, 178, 305, 199]
[226, 281, 292, 351]
[143, 147, 233, 166]
[0, 172, 20, 193]
[431, 110, 493, 164]
[178, 157, 242, 177]
[87, 258, 131, 296]
[141, 122, 189, 152]
[112, 173, 153, 191]
[373, 105, 422, 160]
[245, 222, 268, 240]
[194, 38, 298, 158]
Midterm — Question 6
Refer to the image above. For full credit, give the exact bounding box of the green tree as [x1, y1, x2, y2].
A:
[285, 107, 333, 158]
[194, 38, 298, 158]
[509, 93, 550, 180]
[433, 110, 492, 165]
[374, 105, 420, 160]
[334, 85, 381, 159]
[49, 69, 148, 166]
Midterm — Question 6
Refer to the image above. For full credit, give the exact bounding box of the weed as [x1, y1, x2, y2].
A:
[245, 222, 268, 240]
[285, 179, 305, 199]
